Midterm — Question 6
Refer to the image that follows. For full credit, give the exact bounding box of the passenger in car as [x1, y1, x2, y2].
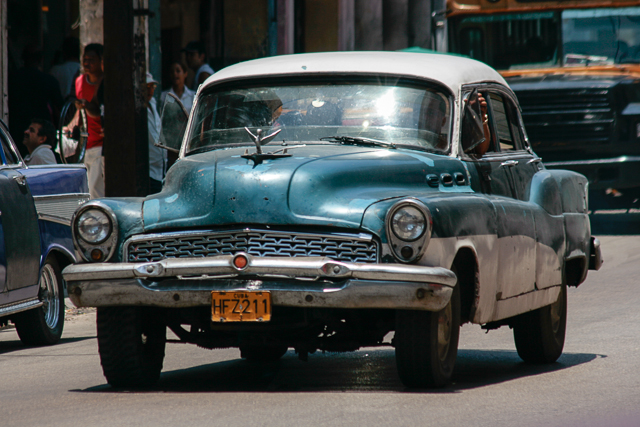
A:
[23, 118, 58, 165]
[466, 92, 492, 157]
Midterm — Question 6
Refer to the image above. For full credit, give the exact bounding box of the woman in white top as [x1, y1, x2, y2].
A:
[160, 61, 195, 114]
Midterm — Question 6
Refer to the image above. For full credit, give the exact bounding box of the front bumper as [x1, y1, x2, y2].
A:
[62, 254, 457, 312]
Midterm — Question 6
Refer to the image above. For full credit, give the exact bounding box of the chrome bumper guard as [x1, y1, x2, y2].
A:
[62, 254, 457, 312]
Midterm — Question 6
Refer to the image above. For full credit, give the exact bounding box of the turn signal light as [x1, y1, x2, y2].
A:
[233, 254, 248, 269]
[90, 248, 104, 262]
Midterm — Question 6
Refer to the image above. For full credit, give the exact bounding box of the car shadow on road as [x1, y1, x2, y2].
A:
[75, 348, 603, 394]
[0, 335, 95, 355]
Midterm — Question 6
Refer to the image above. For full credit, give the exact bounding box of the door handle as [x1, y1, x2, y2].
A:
[500, 160, 519, 167]
[13, 174, 27, 186]
[527, 158, 541, 164]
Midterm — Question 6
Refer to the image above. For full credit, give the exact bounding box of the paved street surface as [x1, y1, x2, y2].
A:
[1, 234, 639, 427]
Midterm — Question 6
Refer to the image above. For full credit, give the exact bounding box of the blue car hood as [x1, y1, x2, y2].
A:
[142, 145, 466, 232]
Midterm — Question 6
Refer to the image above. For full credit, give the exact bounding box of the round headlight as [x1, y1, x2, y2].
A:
[77, 209, 112, 244]
[391, 206, 426, 241]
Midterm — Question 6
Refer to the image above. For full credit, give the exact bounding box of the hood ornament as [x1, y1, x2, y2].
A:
[242, 127, 291, 165]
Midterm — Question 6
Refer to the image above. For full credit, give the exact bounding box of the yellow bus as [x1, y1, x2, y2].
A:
[447, 0, 640, 72]
[445, 0, 640, 212]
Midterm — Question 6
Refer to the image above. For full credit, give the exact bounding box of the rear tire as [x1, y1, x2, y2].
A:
[14, 256, 65, 346]
[97, 307, 166, 388]
[395, 282, 461, 388]
[513, 284, 567, 363]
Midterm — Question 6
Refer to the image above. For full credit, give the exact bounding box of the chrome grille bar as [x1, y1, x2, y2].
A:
[125, 229, 378, 264]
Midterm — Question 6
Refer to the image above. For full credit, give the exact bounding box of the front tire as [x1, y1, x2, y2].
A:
[513, 284, 567, 363]
[97, 307, 166, 388]
[14, 256, 65, 346]
[395, 282, 461, 388]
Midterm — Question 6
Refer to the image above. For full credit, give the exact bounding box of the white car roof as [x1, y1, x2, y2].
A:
[202, 51, 508, 94]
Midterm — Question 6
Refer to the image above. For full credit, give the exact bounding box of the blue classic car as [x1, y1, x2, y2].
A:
[0, 120, 89, 345]
[62, 52, 602, 388]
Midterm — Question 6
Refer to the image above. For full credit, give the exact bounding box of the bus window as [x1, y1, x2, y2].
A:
[449, 12, 559, 70]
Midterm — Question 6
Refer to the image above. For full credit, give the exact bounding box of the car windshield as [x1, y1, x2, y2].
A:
[449, 6, 640, 69]
[186, 79, 452, 154]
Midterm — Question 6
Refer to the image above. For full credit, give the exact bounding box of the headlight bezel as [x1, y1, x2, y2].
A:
[385, 199, 432, 263]
[72, 202, 119, 263]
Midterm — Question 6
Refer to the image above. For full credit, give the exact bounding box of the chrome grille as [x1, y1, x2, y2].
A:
[125, 229, 378, 264]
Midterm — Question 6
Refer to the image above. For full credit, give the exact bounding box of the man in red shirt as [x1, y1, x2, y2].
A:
[75, 43, 105, 198]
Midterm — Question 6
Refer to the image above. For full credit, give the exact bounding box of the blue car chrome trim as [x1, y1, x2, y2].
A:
[0, 298, 43, 317]
[34, 193, 90, 226]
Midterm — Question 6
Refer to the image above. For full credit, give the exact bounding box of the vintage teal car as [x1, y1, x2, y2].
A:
[62, 52, 602, 389]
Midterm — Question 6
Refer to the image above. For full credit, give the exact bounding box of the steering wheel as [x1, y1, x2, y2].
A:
[57, 98, 88, 164]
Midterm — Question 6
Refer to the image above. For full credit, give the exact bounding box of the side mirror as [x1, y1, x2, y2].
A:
[157, 93, 189, 153]
[461, 88, 486, 153]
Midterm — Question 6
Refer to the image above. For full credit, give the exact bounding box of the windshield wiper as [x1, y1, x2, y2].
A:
[320, 135, 397, 149]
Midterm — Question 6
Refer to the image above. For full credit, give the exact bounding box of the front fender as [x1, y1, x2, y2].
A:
[86, 197, 146, 262]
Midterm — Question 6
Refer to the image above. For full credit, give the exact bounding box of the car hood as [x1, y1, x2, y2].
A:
[142, 145, 468, 232]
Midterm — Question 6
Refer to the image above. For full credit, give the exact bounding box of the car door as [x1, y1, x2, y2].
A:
[489, 90, 566, 291]
[484, 89, 538, 299]
[461, 85, 537, 300]
[0, 124, 41, 293]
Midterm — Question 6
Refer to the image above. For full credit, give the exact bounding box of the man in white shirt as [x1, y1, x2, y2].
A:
[23, 119, 58, 166]
[146, 73, 167, 194]
[182, 41, 214, 90]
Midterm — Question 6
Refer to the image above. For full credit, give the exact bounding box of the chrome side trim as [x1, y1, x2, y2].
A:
[544, 156, 640, 167]
[0, 298, 43, 317]
[34, 193, 90, 226]
[63, 254, 457, 285]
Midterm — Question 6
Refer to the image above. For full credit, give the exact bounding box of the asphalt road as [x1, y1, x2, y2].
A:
[1, 234, 639, 427]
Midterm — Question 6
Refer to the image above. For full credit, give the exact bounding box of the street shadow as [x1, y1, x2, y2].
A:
[74, 348, 602, 394]
[0, 335, 95, 355]
[589, 212, 640, 235]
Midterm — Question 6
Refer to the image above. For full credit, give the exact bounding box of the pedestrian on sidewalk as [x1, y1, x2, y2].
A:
[182, 41, 214, 90]
[160, 61, 195, 113]
[50, 36, 81, 99]
[146, 72, 167, 194]
[74, 43, 105, 199]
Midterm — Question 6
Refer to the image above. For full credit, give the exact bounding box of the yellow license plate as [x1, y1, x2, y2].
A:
[211, 291, 272, 322]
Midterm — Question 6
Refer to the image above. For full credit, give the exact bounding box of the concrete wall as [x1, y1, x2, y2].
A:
[79, 0, 103, 50]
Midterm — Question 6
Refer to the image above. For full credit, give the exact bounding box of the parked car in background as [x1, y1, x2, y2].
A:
[0, 120, 89, 345]
[63, 52, 601, 389]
